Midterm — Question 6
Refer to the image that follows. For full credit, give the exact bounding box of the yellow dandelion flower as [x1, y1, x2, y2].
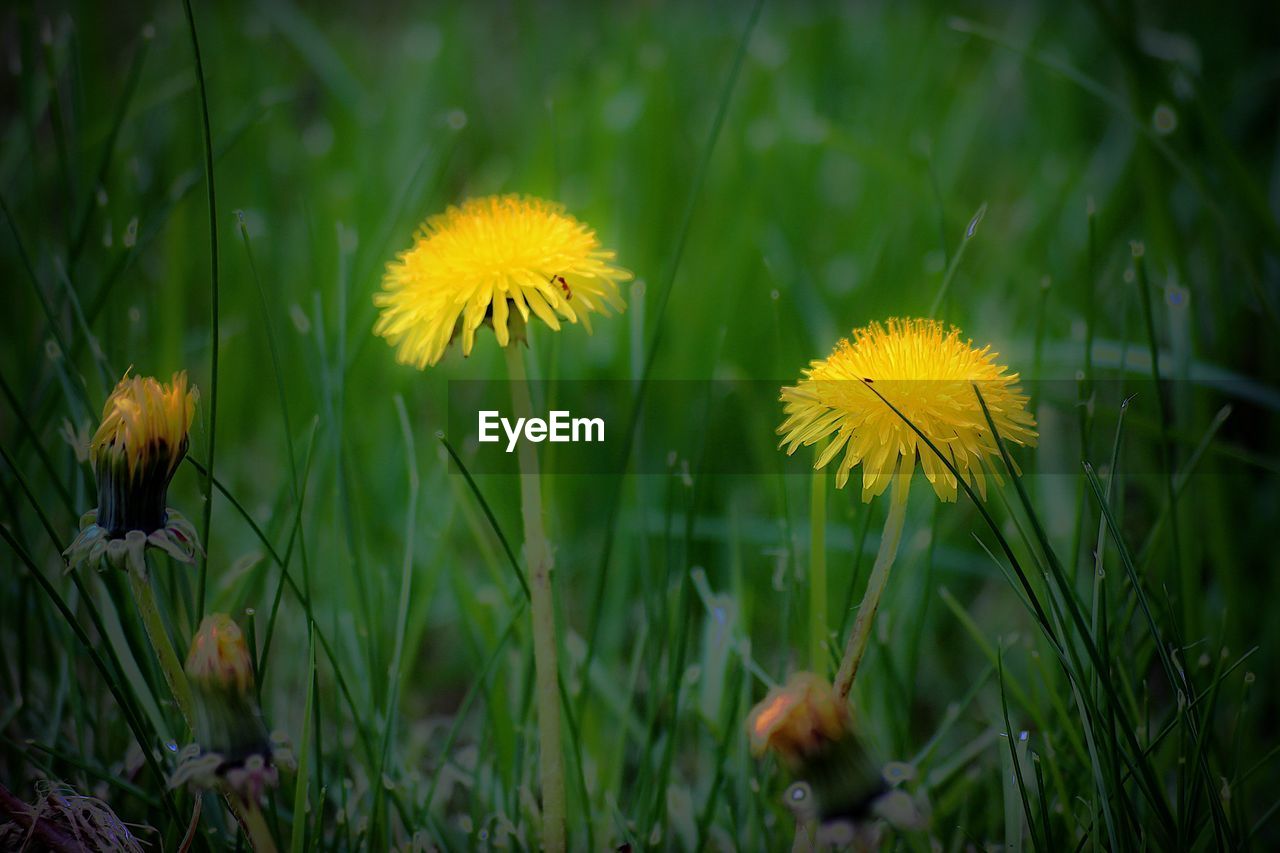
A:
[779, 318, 1036, 504]
[373, 194, 631, 368]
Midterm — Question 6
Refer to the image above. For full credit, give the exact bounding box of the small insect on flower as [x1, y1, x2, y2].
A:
[373, 194, 630, 368]
[64, 370, 200, 571]
[778, 318, 1037, 503]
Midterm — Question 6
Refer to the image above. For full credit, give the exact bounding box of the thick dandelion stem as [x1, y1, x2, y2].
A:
[504, 343, 566, 853]
[226, 793, 277, 853]
[834, 478, 908, 700]
[809, 459, 828, 671]
[127, 542, 195, 731]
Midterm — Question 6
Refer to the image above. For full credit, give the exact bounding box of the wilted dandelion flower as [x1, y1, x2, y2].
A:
[65, 371, 200, 570]
[779, 318, 1036, 503]
[373, 194, 630, 368]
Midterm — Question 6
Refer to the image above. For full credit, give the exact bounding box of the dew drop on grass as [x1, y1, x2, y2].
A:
[965, 204, 986, 240]
[122, 217, 138, 248]
[1152, 103, 1178, 136]
[883, 761, 916, 785]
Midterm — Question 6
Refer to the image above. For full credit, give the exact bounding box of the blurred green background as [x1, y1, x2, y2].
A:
[2, 0, 1278, 849]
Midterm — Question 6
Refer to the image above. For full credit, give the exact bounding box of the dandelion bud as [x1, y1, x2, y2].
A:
[748, 672, 851, 771]
[65, 371, 200, 570]
[186, 613, 254, 696]
[178, 614, 275, 799]
[747, 672, 889, 829]
[91, 371, 196, 536]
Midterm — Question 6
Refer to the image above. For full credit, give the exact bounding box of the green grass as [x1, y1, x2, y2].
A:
[2, 1, 1279, 849]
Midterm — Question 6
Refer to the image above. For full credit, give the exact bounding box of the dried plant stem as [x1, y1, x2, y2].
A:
[504, 343, 566, 853]
[128, 545, 195, 731]
[834, 478, 908, 699]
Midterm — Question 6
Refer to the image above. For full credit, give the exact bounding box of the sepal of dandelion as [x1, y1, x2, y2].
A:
[170, 743, 280, 803]
[169, 730, 292, 806]
[63, 507, 201, 572]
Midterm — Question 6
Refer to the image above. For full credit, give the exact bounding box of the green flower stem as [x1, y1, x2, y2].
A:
[834, 478, 908, 699]
[809, 457, 828, 672]
[126, 539, 195, 732]
[226, 792, 278, 853]
[504, 343, 566, 853]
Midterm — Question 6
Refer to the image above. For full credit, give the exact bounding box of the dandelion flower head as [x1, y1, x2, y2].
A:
[92, 370, 198, 482]
[374, 194, 630, 368]
[779, 318, 1036, 503]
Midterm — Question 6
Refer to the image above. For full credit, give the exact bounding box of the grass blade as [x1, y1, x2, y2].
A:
[182, 0, 221, 621]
